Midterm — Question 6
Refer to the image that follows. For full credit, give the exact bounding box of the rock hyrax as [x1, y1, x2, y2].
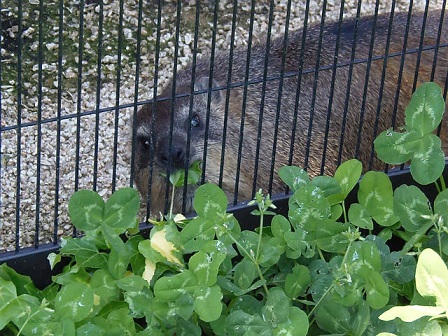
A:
[134, 9, 448, 216]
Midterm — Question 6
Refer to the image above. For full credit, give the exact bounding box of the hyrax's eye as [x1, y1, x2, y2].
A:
[191, 114, 200, 128]
[138, 136, 150, 150]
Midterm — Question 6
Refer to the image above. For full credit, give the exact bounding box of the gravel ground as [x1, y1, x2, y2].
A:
[0, 0, 446, 252]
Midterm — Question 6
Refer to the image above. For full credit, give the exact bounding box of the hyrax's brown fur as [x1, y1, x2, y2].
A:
[134, 10, 448, 216]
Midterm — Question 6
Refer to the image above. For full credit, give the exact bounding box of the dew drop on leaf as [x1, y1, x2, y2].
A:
[351, 251, 359, 262]
[215, 241, 227, 253]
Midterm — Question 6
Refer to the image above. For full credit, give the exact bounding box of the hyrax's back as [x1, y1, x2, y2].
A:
[135, 10, 448, 214]
[189, 10, 448, 202]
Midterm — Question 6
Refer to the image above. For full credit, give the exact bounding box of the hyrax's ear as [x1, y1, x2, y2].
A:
[136, 104, 152, 124]
[194, 76, 223, 103]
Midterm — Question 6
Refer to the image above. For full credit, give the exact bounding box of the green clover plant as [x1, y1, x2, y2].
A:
[0, 82, 446, 335]
[375, 82, 446, 186]
[378, 248, 448, 335]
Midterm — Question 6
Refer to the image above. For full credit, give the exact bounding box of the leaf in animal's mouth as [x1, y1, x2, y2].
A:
[161, 161, 203, 187]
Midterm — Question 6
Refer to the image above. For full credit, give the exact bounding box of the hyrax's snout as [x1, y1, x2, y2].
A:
[157, 138, 189, 171]
[156, 137, 195, 171]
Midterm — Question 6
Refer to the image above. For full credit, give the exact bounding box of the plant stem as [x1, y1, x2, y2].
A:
[440, 175, 446, 191]
[317, 247, 326, 262]
[307, 281, 334, 319]
[435, 217, 444, 257]
[228, 232, 269, 296]
[397, 221, 434, 258]
[340, 239, 354, 267]
[308, 238, 356, 323]
[342, 201, 348, 223]
[435, 175, 446, 194]
[256, 208, 264, 263]
[17, 306, 43, 336]
[169, 183, 176, 219]
[435, 180, 442, 194]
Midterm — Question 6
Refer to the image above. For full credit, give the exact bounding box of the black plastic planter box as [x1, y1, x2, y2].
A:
[1, 163, 447, 290]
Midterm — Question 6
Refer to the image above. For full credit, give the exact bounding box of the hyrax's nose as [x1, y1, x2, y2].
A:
[158, 143, 186, 169]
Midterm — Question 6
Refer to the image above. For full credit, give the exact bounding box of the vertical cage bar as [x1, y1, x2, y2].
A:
[267, 0, 292, 194]
[444, 62, 448, 101]
[320, 0, 346, 174]
[112, 0, 125, 193]
[433, 2, 447, 139]
[93, 0, 104, 192]
[303, 0, 328, 172]
[75, 1, 85, 190]
[233, 0, 256, 204]
[268, 0, 293, 194]
[141, 0, 162, 218]
[53, 0, 65, 243]
[14, 0, 24, 251]
[288, 0, 311, 170]
[430, 1, 447, 82]
[145, 0, 160, 219]
[201, 0, 220, 187]
[219, 0, 239, 189]
[336, 0, 362, 167]
[368, 1, 396, 169]
[390, 1, 414, 130]
[183, 0, 202, 214]
[355, 0, 381, 160]
[252, 0, 275, 197]
[130, 0, 145, 215]
[411, 0, 430, 92]
[74, 0, 86, 237]
[34, 0, 45, 247]
[0, 0, 3, 236]
[164, 0, 183, 214]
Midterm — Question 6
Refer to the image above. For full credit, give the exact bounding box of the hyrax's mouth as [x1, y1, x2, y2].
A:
[160, 160, 202, 188]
